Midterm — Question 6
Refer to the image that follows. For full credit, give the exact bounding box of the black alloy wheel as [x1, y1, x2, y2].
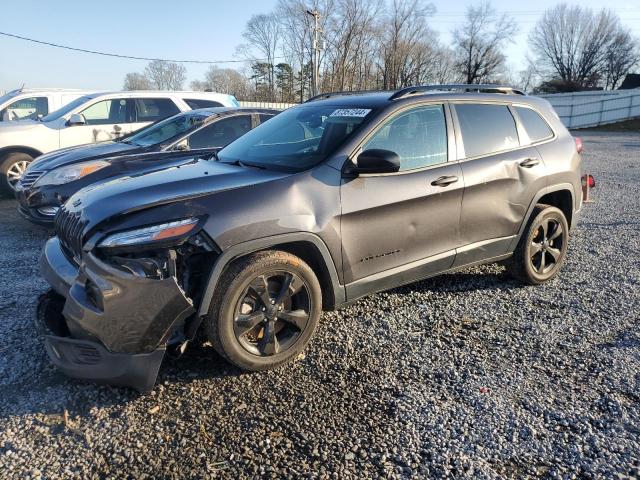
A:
[509, 204, 570, 285]
[206, 250, 322, 371]
[233, 271, 311, 356]
[529, 217, 565, 275]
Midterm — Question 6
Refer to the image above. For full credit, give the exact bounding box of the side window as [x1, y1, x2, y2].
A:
[455, 104, 519, 158]
[135, 98, 180, 122]
[79, 99, 130, 125]
[259, 114, 275, 124]
[188, 115, 253, 149]
[2, 96, 48, 120]
[184, 99, 224, 109]
[515, 106, 554, 143]
[362, 104, 447, 171]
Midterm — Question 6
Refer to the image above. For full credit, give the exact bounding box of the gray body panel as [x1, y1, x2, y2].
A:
[38, 87, 583, 391]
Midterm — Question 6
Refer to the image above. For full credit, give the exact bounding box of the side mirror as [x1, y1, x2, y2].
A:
[67, 113, 86, 126]
[352, 149, 401, 175]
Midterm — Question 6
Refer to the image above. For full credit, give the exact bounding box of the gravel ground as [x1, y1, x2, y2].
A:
[0, 131, 639, 479]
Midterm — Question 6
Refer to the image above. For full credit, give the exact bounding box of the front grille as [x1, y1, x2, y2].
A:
[54, 207, 86, 261]
[19, 170, 45, 188]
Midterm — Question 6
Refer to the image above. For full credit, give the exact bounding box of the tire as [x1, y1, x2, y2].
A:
[508, 204, 570, 285]
[0, 152, 34, 197]
[205, 250, 322, 371]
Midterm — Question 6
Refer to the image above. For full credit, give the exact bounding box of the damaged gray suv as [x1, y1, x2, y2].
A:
[37, 85, 583, 391]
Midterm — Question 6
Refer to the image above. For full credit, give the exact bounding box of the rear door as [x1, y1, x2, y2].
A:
[340, 103, 463, 295]
[129, 98, 181, 136]
[452, 102, 547, 267]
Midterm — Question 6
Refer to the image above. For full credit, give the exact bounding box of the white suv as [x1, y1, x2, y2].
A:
[0, 88, 93, 122]
[0, 91, 239, 195]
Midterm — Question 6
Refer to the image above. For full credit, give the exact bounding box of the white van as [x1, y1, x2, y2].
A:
[0, 88, 93, 122]
[0, 90, 239, 195]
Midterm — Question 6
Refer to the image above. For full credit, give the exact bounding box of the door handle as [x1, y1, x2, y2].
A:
[519, 158, 540, 168]
[431, 175, 459, 187]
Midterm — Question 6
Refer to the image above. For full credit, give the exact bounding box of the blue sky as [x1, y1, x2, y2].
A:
[1, 0, 639, 92]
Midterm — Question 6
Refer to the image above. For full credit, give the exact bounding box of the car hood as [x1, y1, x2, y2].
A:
[66, 160, 290, 231]
[0, 119, 43, 134]
[29, 141, 142, 170]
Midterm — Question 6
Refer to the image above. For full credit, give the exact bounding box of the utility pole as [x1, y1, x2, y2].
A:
[306, 9, 320, 97]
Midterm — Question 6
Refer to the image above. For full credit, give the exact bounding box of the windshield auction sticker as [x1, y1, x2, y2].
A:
[330, 108, 371, 117]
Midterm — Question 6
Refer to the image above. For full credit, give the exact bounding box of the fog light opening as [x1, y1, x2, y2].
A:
[37, 206, 60, 217]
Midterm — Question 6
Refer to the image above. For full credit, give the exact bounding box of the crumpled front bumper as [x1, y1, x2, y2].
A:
[37, 237, 195, 392]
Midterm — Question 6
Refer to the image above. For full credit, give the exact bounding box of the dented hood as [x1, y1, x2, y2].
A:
[65, 159, 290, 229]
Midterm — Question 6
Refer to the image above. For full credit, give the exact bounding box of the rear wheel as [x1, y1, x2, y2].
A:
[205, 250, 322, 371]
[0, 152, 34, 196]
[508, 204, 569, 285]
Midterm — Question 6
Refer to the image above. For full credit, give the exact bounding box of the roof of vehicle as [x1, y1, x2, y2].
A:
[65, 91, 239, 101]
[4, 88, 93, 95]
[192, 107, 281, 117]
[300, 84, 554, 114]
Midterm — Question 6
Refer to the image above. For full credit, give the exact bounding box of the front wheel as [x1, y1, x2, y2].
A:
[0, 152, 34, 196]
[508, 204, 569, 285]
[205, 250, 322, 371]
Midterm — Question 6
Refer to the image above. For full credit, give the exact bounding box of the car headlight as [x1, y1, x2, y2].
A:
[98, 218, 200, 249]
[33, 160, 110, 186]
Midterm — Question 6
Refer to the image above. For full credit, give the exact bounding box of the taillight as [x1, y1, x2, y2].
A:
[574, 137, 583, 154]
[586, 174, 595, 188]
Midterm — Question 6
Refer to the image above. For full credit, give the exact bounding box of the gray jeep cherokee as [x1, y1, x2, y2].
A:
[37, 85, 582, 391]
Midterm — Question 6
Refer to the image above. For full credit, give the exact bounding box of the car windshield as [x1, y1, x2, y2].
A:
[216, 105, 375, 171]
[41, 95, 96, 122]
[125, 111, 210, 147]
[0, 91, 18, 106]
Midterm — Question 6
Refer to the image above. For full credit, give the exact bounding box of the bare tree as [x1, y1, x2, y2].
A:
[190, 66, 251, 98]
[452, 2, 516, 84]
[380, 0, 437, 89]
[241, 13, 280, 99]
[529, 4, 623, 90]
[603, 29, 639, 90]
[123, 72, 151, 90]
[322, 0, 382, 91]
[517, 60, 540, 93]
[144, 60, 187, 90]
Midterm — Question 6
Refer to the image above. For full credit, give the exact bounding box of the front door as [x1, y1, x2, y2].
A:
[340, 103, 463, 298]
[59, 98, 134, 148]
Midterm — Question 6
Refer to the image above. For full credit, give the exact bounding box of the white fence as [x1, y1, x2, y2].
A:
[539, 90, 640, 129]
[238, 100, 297, 110]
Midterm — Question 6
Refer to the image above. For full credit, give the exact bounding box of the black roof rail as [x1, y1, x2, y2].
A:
[304, 90, 386, 103]
[389, 84, 526, 100]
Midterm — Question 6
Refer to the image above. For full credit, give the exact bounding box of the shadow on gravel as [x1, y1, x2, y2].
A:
[391, 269, 525, 295]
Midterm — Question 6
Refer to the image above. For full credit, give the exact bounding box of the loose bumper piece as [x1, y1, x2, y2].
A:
[37, 237, 196, 392]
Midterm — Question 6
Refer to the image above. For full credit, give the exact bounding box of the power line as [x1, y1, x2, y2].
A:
[0, 31, 281, 64]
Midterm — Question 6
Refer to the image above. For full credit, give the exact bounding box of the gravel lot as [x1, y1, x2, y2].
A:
[0, 131, 638, 479]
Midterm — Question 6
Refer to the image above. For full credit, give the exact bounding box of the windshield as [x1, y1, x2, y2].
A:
[217, 105, 374, 171]
[125, 111, 210, 147]
[41, 94, 96, 122]
[0, 91, 18, 106]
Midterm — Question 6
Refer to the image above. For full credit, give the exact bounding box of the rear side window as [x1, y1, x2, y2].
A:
[455, 104, 519, 158]
[135, 98, 180, 122]
[515, 106, 553, 143]
[259, 114, 275, 124]
[188, 115, 253, 149]
[363, 104, 447, 171]
[184, 99, 224, 109]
